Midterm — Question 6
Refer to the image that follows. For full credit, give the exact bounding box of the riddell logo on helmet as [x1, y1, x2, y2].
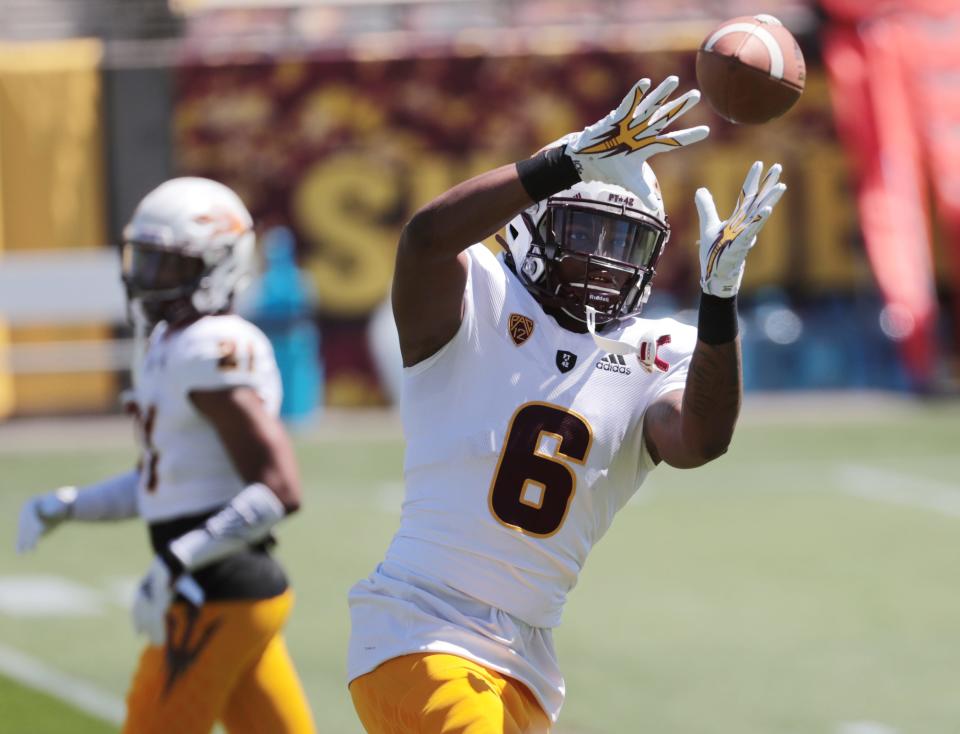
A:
[596, 353, 631, 375]
[606, 193, 635, 207]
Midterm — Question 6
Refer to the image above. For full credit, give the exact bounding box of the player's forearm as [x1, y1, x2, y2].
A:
[245, 421, 302, 514]
[190, 387, 302, 513]
[680, 339, 742, 462]
[399, 164, 532, 262]
[166, 482, 287, 574]
[400, 147, 581, 262]
[70, 469, 140, 521]
[680, 294, 742, 463]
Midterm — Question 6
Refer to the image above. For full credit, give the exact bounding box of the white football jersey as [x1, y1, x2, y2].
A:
[389, 244, 695, 627]
[130, 314, 282, 523]
[348, 244, 696, 719]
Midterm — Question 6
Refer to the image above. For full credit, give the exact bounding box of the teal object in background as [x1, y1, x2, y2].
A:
[248, 227, 323, 424]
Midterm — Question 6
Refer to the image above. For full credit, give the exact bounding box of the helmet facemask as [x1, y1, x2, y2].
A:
[122, 241, 208, 326]
[511, 194, 669, 329]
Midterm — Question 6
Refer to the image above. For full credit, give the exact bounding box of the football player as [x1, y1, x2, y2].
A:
[347, 76, 785, 733]
[16, 178, 317, 734]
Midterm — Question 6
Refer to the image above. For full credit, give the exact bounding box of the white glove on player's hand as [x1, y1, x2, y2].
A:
[696, 161, 786, 297]
[132, 556, 205, 646]
[565, 76, 709, 192]
[132, 557, 174, 645]
[16, 487, 77, 554]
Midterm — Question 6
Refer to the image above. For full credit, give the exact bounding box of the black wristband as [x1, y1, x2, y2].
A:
[697, 293, 739, 345]
[515, 146, 581, 203]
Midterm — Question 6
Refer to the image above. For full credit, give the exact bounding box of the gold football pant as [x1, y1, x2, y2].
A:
[123, 590, 316, 734]
[350, 652, 551, 734]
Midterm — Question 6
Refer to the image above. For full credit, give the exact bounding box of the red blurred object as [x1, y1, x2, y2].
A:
[821, 0, 960, 387]
[819, 0, 957, 22]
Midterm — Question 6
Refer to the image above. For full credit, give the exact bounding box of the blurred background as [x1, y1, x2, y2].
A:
[1, 1, 959, 733]
[1, 0, 959, 418]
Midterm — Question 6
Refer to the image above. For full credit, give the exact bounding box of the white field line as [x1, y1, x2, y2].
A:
[838, 722, 899, 734]
[0, 643, 124, 725]
[835, 464, 960, 518]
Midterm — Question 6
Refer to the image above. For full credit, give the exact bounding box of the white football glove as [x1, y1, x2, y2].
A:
[565, 76, 709, 192]
[132, 556, 205, 646]
[16, 487, 77, 554]
[696, 161, 786, 297]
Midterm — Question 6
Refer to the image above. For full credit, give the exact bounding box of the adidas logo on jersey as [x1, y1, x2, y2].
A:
[595, 353, 632, 375]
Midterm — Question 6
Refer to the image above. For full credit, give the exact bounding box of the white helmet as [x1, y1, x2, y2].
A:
[503, 164, 669, 329]
[122, 177, 255, 326]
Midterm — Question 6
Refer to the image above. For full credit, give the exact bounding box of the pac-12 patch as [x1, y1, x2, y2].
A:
[508, 313, 535, 346]
[556, 350, 577, 373]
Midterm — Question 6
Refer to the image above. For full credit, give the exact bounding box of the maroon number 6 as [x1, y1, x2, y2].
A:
[488, 402, 593, 537]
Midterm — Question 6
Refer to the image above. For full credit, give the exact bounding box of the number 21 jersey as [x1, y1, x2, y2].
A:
[131, 314, 282, 524]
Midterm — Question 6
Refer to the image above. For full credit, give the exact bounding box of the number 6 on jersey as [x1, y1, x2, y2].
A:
[488, 402, 593, 537]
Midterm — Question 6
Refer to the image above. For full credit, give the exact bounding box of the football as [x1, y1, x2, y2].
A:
[695, 14, 806, 124]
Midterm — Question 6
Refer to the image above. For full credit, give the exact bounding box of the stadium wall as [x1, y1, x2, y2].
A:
[0, 25, 956, 415]
[0, 38, 116, 415]
[172, 45, 927, 402]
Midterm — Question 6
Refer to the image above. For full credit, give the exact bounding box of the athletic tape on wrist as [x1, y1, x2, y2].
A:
[168, 483, 286, 571]
[697, 293, 739, 345]
[515, 146, 581, 203]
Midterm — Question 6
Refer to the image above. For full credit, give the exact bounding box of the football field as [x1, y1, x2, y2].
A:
[1, 395, 958, 734]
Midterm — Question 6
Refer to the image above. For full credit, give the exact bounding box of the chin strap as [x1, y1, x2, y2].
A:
[585, 306, 666, 373]
[129, 300, 154, 389]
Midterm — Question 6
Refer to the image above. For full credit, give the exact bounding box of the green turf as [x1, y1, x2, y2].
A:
[1, 400, 959, 733]
[0, 673, 115, 734]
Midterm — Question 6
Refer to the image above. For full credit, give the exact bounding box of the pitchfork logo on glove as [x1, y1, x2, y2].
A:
[697, 160, 786, 297]
[565, 76, 710, 187]
[576, 83, 691, 156]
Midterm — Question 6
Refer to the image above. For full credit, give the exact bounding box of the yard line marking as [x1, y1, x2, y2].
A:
[836, 464, 960, 518]
[103, 575, 139, 609]
[0, 643, 124, 724]
[0, 575, 105, 617]
[838, 722, 899, 734]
